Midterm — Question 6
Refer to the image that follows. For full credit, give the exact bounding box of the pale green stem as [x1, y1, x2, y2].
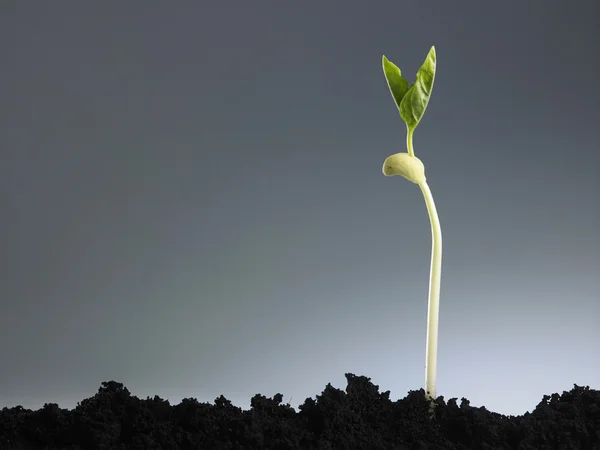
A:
[406, 126, 415, 157]
[418, 180, 442, 418]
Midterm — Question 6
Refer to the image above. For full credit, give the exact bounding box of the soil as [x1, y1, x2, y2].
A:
[1, 373, 598, 449]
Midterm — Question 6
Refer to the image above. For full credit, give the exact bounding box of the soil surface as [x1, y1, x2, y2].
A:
[1, 373, 598, 449]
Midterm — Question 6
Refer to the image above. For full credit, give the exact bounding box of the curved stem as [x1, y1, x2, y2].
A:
[418, 180, 442, 417]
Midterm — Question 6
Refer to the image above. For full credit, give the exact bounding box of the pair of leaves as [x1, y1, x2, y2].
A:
[382, 46, 436, 130]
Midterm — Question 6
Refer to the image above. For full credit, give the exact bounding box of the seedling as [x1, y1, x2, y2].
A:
[381, 46, 441, 417]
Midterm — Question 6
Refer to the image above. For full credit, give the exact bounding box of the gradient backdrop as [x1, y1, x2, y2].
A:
[1, 1, 599, 417]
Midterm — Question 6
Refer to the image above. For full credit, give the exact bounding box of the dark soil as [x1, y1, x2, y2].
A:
[1, 373, 598, 449]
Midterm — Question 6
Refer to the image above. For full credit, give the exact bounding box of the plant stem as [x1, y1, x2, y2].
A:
[406, 126, 415, 157]
[418, 180, 442, 417]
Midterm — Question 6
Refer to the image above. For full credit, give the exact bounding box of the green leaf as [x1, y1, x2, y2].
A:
[382, 55, 409, 111]
[399, 46, 436, 130]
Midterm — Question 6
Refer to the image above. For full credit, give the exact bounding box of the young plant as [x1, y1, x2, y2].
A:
[381, 46, 441, 417]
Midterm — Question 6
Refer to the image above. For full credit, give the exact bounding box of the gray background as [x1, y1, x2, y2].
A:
[1, 1, 599, 417]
